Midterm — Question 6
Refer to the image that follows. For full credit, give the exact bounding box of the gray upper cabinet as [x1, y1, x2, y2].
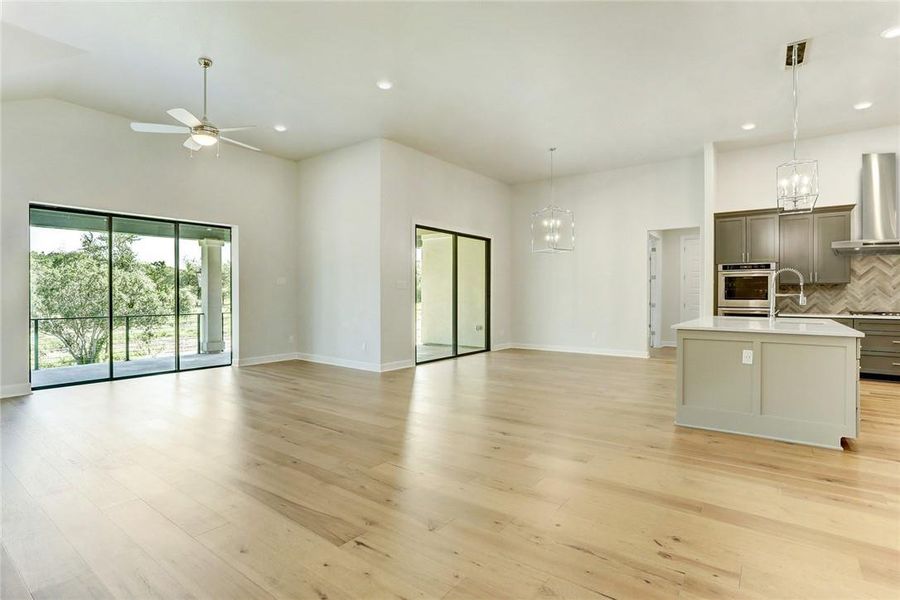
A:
[813, 212, 851, 284]
[715, 217, 746, 264]
[779, 214, 814, 282]
[746, 214, 779, 262]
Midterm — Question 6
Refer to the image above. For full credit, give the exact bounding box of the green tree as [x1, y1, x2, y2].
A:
[31, 233, 174, 364]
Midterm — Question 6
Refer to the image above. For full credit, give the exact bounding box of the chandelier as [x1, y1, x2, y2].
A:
[531, 148, 575, 253]
[776, 41, 818, 213]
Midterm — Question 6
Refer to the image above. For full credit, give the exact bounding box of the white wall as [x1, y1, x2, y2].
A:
[660, 227, 700, 345]
[295, 140, 383, 370]
[0, 98, 300, 395]
[380, 139, 513, 367]
[511, 155, 704, 357]
[716, 126, 900, 219]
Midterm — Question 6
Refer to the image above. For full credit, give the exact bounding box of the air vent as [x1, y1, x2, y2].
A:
[784, 40, 808, 68]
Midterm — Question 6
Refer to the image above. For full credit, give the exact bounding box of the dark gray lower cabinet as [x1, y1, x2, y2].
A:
[814, 212, 851, 284]
[856, 320, 900, 377]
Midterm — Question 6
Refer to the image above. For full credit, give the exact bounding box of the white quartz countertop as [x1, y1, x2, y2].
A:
[672, 316, 864, 338]
[779, 312, 900, 321]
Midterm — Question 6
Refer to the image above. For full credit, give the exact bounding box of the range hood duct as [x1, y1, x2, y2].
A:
[832, 153, 899, 255]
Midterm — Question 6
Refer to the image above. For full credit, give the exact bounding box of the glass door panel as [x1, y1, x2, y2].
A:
[111, 217, 176, 378]
[29, 208, 111, 387]
[456, 236, 488, 354]
[416, 227, 455, 363]
[178, 223, 232, 370]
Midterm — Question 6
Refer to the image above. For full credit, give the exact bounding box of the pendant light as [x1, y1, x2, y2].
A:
[776, 41, 818, 213]
[531, 148, 575, 253]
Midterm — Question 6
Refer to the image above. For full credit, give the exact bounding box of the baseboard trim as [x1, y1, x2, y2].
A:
[380, 359, 414, 372]
[1, 383, 32, 399]
[658, 340, 677, 348]
[295, 353, 382, 372]
[508, 343, 649, 359]
[491, 342, 514, 351]
[236, 353, 300, 367]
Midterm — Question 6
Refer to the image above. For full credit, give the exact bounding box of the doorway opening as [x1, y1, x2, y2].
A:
[647, 227, 701, 352]
[415, 226, 490, 364]
[29, 205, 233, 389]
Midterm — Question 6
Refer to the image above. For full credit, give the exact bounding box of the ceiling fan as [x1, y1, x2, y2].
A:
[130, 57, 260, 153]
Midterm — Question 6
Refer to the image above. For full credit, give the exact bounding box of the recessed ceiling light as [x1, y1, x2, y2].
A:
[741, 122, 756, 131]
[376, 79, 393, 90]
[273, 124, 287, 132]
[881, 25, 900, 39]
[853, 101, 873, 111]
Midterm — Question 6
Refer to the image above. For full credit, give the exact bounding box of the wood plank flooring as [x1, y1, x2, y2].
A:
[2, 348, 899, 599]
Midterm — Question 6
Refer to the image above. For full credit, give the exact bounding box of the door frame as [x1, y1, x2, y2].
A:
[28, 203, 236, 390]
[647, 232, 662, 349]
[414, 224, 491, 365]
[680, 234, 701, 322]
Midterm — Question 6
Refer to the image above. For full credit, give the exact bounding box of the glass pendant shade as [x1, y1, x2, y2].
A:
[777, 158, 818, 213]
[531, 206, 574, 253]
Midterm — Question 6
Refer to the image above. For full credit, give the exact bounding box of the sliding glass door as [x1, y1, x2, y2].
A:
[29, 205, 233, 389]
[111, 217, 177, 378]
[29, 208, 111, 387]
[415, 226, 490, 364]
[179, 224, 233, 370]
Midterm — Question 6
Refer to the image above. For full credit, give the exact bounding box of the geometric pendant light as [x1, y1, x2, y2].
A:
[531, 147, 575, 253]
[776, 41, 818, 213]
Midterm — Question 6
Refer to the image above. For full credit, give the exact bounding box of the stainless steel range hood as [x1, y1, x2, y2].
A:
[833, 153, 899, 254]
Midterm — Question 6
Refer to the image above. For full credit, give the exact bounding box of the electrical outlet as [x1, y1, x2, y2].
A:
[742, 349, 753, 365]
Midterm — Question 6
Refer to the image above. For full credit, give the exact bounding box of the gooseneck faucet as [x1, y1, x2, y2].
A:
[769, 267, 807, 320]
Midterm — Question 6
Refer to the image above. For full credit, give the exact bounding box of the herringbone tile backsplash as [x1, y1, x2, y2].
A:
[778, 255, 900, 313]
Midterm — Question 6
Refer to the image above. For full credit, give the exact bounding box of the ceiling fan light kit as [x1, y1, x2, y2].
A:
[129, 56, 261, 155]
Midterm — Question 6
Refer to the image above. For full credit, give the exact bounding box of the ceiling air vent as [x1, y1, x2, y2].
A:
[784, 40, 808, 68]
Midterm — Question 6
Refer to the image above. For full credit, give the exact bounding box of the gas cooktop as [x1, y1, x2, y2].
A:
[850, 311, 900, 317]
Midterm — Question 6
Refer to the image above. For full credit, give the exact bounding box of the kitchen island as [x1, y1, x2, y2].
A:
[672, 316, 863, 449]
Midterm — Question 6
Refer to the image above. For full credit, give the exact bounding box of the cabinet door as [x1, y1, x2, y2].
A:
[715, 217, 746, 264]
[814, 212, 851, 284]
[747, 214, 779, 262]
[779, 214, 813, 282]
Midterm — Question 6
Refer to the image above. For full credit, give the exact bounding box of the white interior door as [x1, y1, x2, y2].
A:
[681, 235, 701, 321]
[648, 234, 661, 348]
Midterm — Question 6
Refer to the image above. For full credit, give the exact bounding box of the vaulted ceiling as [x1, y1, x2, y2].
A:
[3, 1, 898, 182]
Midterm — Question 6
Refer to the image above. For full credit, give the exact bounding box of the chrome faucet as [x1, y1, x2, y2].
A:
[769, 267, 807, 320]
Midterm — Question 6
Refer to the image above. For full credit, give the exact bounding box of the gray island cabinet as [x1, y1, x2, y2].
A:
[672, 317, 863, 449]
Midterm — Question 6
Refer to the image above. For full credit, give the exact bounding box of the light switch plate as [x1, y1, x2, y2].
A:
[742, 349, 753, 365]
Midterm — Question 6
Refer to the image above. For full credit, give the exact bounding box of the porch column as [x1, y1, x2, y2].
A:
[198, 238, 225, 353]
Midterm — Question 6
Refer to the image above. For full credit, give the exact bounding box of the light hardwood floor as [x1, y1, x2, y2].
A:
[2, 349, 899, 599]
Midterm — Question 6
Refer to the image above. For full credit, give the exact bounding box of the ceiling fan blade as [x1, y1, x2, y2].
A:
[218, 126, 255, 132]
[167, 108, 202, 127]
[183, 137, 202, 151]
[220, 136, 261, 152]
[131, 122, 190, 134]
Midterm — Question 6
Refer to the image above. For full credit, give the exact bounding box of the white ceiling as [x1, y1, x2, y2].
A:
[2, 2, 899, 183]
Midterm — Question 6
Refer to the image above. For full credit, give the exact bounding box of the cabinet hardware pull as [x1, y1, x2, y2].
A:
[893, 362, 900, 367]
[892, 341, 900, 344]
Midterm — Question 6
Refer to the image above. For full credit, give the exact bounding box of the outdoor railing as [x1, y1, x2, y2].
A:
[31, 312, 230, 370]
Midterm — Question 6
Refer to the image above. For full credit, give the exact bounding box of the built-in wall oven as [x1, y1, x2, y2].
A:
[717, 307, 770, 318]
[717, 262, 777, 312]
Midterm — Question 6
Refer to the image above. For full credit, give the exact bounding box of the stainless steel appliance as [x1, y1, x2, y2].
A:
[717, 307, 769, 318]
[717, 262, 777, 309]
[833, 153, 899, 254]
